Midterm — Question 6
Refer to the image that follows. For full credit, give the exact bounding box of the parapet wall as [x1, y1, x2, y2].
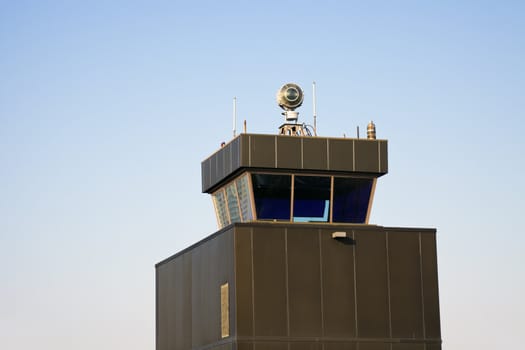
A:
[201, 134, 388, 193]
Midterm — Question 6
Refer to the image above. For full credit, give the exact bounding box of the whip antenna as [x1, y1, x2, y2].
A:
[233, 97, 237, 137]
[313, 81, 317, 135]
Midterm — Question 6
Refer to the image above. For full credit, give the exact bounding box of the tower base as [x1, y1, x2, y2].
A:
[156, 222, 441, 350]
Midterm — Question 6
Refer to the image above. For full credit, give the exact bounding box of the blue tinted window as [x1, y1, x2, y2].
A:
[235, 174, 253, 221]
[212, 189, 230, 228]
[332, 177, 373, 223]
[293, 176, 331, 222]
[226, 182, 241, 223]
[252, 174, 291, 220]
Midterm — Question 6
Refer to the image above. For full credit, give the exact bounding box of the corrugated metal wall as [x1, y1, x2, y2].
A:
[156, 223, 441, 350]
[233, 224, 440, 350]
[156, 228, 235, 350]
[201, 134, 388, 193]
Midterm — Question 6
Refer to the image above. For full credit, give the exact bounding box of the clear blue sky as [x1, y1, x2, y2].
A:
[1, 1, 524, 349]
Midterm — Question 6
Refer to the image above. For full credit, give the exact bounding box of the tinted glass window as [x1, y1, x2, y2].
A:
[332, 177, 373, 223]
[251, 174, 291, 220]
[212, 189, 230, 228]
[226, 182, 241, 223]
[235, 174, 253, 221]
[293, 176, 331, 222]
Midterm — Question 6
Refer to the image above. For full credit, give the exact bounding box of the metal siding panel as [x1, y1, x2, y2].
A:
[216, 344, 234, 350]
[358, 343, 390, 350]
[290, 342, 322, 350]
[237, 343, 254, 350]
[217, 149, 225, 185]
[379, 140, 388, 173]
[232, 137, 240, 171]
[252, 227, 287, 336]
[235, 227, 254, 336]
[192, 244, 204, 347]
[250, 135, 276, 168]
[320, 229, 356, 337]
[190, 229, 236, 347]
[388, 231, 424, 338]
[287, 227, 322, 337]
[324, 342, 357, 350]
[240, 134, 250, 167]
[354, 140, 380, 173]
[303, 138, 328, 170]
[207, 234, 221, 344]
[421, 232, 441, 339]
[254, 343, 288, 350]
[155, 268, 159, 350]
[202, 159, 209, 193]
[157, 223, 436, 350]
[355, 229, 390, 338]
[173, 259, 182, 350]
[182, 255, 193, 350]
[391, 344, 425, 350]
[277, 136, 302, 169]
[156, 264, 171, 350]
[219, 229, 235, 336]
[210, 155, 218, 192]
[224, 143, 232, 177]
[328, 139, 354, 171]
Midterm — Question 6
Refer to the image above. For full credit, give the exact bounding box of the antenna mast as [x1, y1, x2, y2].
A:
[233, 97, 237, 138]
[312, 81, 317, 135]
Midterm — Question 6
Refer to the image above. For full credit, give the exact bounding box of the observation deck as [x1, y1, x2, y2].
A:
[202, 133, 388, 227]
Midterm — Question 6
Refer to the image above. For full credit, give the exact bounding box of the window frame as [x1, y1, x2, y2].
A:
[212, 171, 377, 229]
[249, 171, 376, 225]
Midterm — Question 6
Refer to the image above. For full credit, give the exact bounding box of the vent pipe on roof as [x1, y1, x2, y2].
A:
[367, 121, 376, 140]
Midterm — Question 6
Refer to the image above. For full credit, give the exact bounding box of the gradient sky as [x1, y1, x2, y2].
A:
[1, 1, 524, 349]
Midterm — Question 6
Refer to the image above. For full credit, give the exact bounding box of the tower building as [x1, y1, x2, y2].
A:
[155, 83, 441, 350]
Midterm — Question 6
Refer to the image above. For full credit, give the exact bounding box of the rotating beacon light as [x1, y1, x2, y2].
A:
[276, 83, 304, 122]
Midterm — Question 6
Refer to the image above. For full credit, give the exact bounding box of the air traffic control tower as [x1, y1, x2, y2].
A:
[156, 83, 441, 350]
